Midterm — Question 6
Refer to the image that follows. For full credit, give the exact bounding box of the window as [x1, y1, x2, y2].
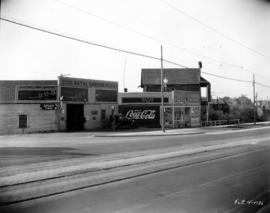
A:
[18, 90, 57, 101]
[61, 87, 88, 102]
[19, 114, 27, 128]
[96, 90, 117, 102]
[101, 109, 106, 120]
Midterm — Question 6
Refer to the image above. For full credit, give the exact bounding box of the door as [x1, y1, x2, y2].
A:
[174, 107, 185, 128]
[67, 104, 84, 131]
[185, 107, 191, 127]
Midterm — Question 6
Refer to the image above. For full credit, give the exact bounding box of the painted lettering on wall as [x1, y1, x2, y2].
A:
[40, 103, 58, 110]
[126, 110, 156, 120]
[174, 92, 200, 106]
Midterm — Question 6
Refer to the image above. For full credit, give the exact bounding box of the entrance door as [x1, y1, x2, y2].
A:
[174, 107, 185, 128]
[185, 107, 191, 127]
[67, 104, 84, 131]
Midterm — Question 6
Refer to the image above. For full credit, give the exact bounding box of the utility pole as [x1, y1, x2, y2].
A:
[123, 57, 127, 92]
[253, 73, 256, 125]
[161, 46, 165, 132]
[172, 89, 175, 128]
[0, 0, 1, 18]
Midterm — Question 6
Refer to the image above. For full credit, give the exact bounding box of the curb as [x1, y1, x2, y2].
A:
[94, 131, 205, 137]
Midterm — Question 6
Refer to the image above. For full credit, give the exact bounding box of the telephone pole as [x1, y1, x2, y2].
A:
[161, 46, 165, 132]
[253, 73, 256, 125]
[123, 57, 127, 92]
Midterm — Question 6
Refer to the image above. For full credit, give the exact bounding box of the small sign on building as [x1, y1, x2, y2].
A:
[40, 103, 58, 110]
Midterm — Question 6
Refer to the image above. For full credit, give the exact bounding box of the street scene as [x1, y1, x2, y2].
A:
[1, 0, 270, 212]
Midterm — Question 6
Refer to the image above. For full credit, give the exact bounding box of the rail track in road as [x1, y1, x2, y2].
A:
[1, 144, 269, 207]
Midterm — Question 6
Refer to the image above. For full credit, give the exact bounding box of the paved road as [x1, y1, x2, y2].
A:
[3, 143, 270, 213]
[1, 126, 270, 166]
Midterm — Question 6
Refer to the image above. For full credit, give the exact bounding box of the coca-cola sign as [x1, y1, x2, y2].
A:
[126, 110, 156, 120]
[119, 105, 160, 127]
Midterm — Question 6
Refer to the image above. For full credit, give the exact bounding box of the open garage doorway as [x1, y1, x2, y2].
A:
[67, 104, 85, 131]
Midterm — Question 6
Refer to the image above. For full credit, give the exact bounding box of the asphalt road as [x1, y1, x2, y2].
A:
[4, 143, 270, 213]
[0, 126, 270, 166]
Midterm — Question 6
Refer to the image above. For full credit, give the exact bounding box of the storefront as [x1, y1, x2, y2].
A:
[118, 91, 201, 128]
[164, 91, 201, 128]
[58, 76, 118, 131]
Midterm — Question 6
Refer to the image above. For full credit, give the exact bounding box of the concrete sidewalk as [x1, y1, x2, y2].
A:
[94, 128, 205, 137]
[0, 121, 269, 140]
[94, 121, 270, 137]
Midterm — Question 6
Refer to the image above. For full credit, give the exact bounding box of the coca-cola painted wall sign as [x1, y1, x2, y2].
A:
[126, 109, 156, 120]
[119, 105, 160, 127]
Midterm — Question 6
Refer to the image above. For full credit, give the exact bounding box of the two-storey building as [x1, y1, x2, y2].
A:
[118, 67, 211, 128]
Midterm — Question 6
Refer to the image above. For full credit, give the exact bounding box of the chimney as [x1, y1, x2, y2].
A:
[198, 61, 202, 69]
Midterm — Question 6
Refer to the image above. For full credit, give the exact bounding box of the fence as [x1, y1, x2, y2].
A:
[201, 119, 240, 127]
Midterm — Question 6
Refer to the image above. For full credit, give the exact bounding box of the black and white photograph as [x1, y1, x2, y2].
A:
[0, 0, 270, 212]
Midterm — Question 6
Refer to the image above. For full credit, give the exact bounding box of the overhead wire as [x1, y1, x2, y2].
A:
[0, 17, 161, 62]
[160, 0, 270, 61]
[256, 82, 270, 89]
[55, 0, 269, 81]
[54, 0, 162, 44]
[1, 16, 270, 89]
[201, 72, 252, 83]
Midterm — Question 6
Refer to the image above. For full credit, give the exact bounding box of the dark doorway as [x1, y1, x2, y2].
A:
[185, 107, 191, 127]
[67, 104, 85, 131]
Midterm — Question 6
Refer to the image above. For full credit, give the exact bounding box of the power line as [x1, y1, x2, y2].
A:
[256, 82, 270, 89]
[55, 0, 163, 44]
[163, 59, 188, 68]
[0, 16, 185, 68]
[201, 71, 252, 83]
[55, 0, 190, 68]
[0, 16, 163, 61]
[55, 0, 270, 80]
[160, 0, 270, 61]
[56, 0, 237, 68]
[1, 16, 270, 89]
[202, 71, 270, 89]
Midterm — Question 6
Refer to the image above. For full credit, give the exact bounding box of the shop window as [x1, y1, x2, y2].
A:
[19, 114, 27, 128]
[96, 90, 117, 102]
[101, 109, 106, 120]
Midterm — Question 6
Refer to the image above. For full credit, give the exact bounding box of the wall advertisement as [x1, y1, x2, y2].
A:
[174, 91, 200, 106]
[119, 105, 160, 127]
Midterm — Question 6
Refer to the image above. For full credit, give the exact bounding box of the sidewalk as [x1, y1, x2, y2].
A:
[94, 121, 270, 137]
[0, 121, 269, 140]
[94, 127, 205, 137]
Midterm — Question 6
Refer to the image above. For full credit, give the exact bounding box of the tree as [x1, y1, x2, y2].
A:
[207, 95, 265, 123]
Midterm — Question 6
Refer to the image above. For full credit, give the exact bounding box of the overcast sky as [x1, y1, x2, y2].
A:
[0, 0, 270, 99]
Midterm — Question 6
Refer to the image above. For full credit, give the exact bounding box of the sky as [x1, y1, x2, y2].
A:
[0, 0, 270, 100]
